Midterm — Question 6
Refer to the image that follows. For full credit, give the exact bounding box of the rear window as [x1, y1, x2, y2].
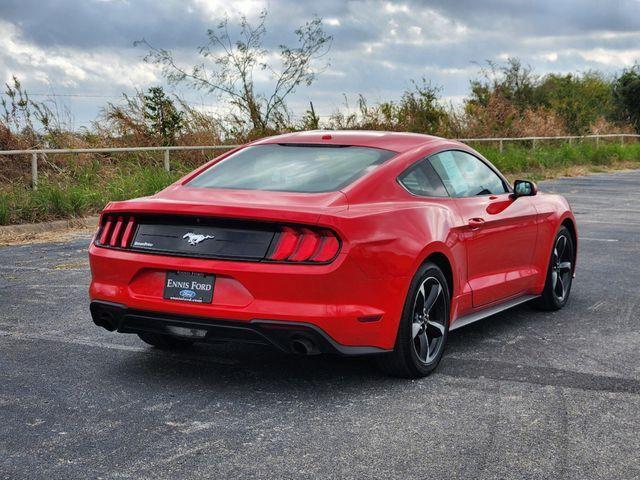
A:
[188, 144, 396, 193]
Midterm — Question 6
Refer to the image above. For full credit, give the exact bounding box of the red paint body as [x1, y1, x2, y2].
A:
[88, 131, 577, 351]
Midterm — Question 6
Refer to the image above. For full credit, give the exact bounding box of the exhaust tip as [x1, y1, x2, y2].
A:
[290, 337, 320, 356]
[90, 302, 124, 332]
[96, 311, 117, 331]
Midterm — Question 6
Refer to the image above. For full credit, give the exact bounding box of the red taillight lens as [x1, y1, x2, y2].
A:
[109, 216, 125, 247]
[310, 232, 340, 262]
[98, 216, 114, 245]
[268, 227, 340, 263]
[96, 214, 136, 249]
[120, 216, 136, 248]
[289, 228, 321, 261]
[270, 227, 299, 260]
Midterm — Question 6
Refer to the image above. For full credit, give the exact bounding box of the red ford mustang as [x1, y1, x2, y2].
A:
[89, 131, 577, 377]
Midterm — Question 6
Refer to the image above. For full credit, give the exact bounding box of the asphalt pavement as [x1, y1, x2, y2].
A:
[1, 170, 639, 479]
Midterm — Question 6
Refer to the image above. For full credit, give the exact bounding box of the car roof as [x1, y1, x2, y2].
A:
[253, 130, 446, 153]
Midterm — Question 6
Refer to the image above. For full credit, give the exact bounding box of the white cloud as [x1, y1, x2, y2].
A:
[0, 20, 159, 89]
[2, 0, 640, 127]
[575, 47, 640, 66]
[189, 0, 267, 21]
[361, 4, 469, 46]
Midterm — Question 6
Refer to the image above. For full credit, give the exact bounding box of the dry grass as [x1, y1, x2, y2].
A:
[0, 226, 95, 246]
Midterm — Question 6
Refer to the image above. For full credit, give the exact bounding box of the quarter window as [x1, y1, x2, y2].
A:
[399, 160, 448, 197]
[429, 150, 507, 197]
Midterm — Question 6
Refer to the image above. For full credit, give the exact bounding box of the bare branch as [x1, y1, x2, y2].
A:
[136, 11, 331, 133]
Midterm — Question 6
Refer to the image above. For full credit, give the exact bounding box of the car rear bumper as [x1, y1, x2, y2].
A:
[90, 300, 389, 355]
[88, 244, 408, 352]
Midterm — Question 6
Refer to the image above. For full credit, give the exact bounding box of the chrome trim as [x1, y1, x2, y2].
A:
[449, 294, 539, 331]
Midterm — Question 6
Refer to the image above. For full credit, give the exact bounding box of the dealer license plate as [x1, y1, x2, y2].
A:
[163, 271, 215, 303]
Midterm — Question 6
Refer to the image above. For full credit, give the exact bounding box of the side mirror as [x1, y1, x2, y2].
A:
[513, 179, 537, 197]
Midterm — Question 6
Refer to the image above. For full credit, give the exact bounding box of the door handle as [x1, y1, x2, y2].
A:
[468, 218, 485, 230]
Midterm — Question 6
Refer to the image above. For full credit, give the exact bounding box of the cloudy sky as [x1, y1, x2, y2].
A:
[1, 0, 639, 127]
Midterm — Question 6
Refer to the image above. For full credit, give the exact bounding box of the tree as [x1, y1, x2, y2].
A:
[467, 58, 538, 112]
[142, 87, 183, 145]
[136, 11, 331, 134]
[325, 81, 447, 134]
[99, 87, 183, 145]
[613, 66, 640, 133]
[536, 72, 613, 135]
[395, 79, 447, 133]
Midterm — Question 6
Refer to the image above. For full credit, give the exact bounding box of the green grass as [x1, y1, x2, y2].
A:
[0, 159, 186, 225]
[474, 141, 640, 179]
[1, 142, 639, 226]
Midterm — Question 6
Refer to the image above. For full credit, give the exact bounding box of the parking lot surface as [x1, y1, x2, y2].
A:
[1, 170, 639, 479]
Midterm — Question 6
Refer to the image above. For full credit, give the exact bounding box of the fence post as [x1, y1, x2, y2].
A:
[620, 135, 624, 146]
[163, 149, 170, 172]
[596, 136, 600, 148]
[499, 139, 504, 153]
[532, 139, 536, 149]
[31, 152, 38, 190]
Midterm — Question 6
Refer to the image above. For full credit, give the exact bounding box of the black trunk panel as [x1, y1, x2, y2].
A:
[130, 216, 277, 260]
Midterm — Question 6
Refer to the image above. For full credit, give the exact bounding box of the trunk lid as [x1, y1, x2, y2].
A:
[106, 185, 348, 224]
[101, 186, 348, 261]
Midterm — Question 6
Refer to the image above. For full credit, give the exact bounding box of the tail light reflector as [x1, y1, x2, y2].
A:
[268, 227, 340, 263]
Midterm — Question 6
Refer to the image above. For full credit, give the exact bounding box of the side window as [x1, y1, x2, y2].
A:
[399, 160, 449, 197]
[430, 150, 507, 197]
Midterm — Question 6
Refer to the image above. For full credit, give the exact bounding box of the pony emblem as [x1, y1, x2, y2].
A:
[183, 232, 215, 246]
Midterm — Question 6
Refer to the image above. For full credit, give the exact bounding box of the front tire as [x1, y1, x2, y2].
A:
[534, 226, 574, 311]
[137, 332, 195, 350]
[376, 262, 450, 378]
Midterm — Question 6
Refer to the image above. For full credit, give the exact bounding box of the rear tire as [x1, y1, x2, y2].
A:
[534, 226, 574, 311]
[376, 262, 450, 378]
[137, 332, 195, 350]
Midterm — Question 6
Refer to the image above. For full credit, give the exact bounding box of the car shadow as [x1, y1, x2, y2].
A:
[109, 295, 640, 396]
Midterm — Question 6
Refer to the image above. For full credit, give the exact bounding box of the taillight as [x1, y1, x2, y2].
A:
[96, 214, 136, 249]
[268, 227, 340, 263]
[120, 217, 136, 248]
[310, 234, 340, 262]
[98, 217, 113, 245]
[270, 227, 299, 260]
[109, 217, 124, 247]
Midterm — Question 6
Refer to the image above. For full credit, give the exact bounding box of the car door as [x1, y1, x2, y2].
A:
[429, 150, 538, 308]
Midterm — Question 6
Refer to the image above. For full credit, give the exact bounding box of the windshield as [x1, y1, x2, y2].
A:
[188, 144, 396, 193]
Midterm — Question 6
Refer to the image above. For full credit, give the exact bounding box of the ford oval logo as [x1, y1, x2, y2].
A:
[179, 289, 197, 299]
